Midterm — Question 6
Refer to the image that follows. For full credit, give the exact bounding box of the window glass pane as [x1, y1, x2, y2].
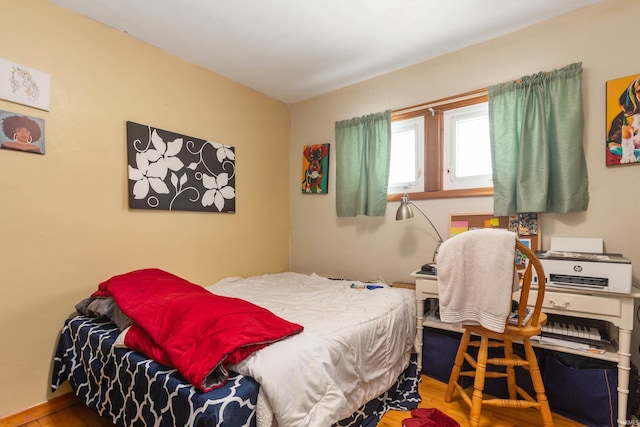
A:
[388, 116, 424, 194]
[389, 128, 416, 184]
[443, 102, 492, 190]
[455, 115, 491, 178]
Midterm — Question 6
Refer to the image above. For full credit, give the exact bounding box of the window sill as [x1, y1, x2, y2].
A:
[387, 187, 493, 202]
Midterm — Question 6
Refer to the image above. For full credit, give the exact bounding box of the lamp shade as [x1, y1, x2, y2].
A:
[395, 203, 414, 220]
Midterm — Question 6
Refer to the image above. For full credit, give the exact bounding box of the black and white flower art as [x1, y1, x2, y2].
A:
[126, 121, 236, 213]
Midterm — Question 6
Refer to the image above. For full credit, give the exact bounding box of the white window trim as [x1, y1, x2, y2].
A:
[442, 102, 492, 191]
[388, 116, 425, 195]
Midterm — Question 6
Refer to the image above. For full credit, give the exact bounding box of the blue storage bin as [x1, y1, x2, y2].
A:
[422, 328, 473, 387]
[543, 353, 620, 427]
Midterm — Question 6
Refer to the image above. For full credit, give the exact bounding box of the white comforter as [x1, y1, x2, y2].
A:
[206, 272, 416, 427]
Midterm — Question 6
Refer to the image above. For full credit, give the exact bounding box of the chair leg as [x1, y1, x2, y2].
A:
[445, 329, 472, 402]
[523, 339, 554, 427]
[468, 335, 489, 427]
[503, 338, 517, 400]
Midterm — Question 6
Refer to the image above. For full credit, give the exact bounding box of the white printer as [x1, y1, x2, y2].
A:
[536, 237, 632, 294]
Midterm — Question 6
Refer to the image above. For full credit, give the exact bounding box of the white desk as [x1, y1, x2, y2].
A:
[412, 271, 640, 427]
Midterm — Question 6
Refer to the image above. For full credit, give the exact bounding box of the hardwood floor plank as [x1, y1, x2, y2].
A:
[32, 416, 54, 427]
[47, 409, 87, 427]
[0, 394, 78, 427]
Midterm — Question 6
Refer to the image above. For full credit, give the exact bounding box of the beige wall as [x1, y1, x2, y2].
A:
[4, 0, 639, 418]
[0, 0, 290, 417]
[290, 0, 640, 361]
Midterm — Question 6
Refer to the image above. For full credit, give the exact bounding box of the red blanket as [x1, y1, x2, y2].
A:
[92, 268, 303, 391]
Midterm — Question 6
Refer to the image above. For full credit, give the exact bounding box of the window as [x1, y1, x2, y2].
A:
[388, 93, 492, 199]
[442, 102, 492, 190]
[388, 116, 424, 194]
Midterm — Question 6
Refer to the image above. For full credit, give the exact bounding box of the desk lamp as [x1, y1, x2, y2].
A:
[395, 193, 444, 263]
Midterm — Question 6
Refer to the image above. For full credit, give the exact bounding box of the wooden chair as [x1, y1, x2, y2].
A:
[443, 239, 554, 427]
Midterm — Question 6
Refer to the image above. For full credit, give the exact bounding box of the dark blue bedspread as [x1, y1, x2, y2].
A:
[52, 315, 420, 427]
[52, 316, 258, 426]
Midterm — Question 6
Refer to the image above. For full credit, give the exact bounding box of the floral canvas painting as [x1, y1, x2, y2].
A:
[127, 121, 236, 212]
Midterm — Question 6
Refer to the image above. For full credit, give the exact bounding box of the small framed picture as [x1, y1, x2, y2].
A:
[517, 238, 531, 266]
[0, 58, 51, 111]
[301, 143, 330, 194]
[0, 110, 45, 154]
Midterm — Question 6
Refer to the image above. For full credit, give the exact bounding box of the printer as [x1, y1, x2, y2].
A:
[536, 237, 632, 294]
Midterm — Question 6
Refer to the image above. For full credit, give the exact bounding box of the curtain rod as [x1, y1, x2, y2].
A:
[392, 88, 487, 115]
[392, 68, 557, 115]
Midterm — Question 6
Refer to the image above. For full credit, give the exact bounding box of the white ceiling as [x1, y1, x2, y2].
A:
[49, 0, 602, 104]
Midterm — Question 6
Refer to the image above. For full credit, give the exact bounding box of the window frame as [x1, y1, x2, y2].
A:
[388, 92, 493, 202]
[388, 116, 425, 194]
[442, 101, 492, 190]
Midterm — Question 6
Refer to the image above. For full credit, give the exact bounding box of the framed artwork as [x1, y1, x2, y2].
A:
[516, 238, 531, 266]
[0, 110, 45, 154]
[511, 213, 538, 236]
[301, 143, 329, 194]
[0, 58, 50, 111]
[606, 73, 640, 166]
[127, 121, 236, 213]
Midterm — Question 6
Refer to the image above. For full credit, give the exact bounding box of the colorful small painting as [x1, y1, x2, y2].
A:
[0, 58, 50, 111]
[606, 73, 640, 166]
[509, 213, 538, 236]
[301, 143, 330, 194]
[0, 110, 45, 154]
[127, 121, 236, 212]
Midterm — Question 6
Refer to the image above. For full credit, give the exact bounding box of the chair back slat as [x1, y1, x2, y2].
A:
[515, 240, 546, 328]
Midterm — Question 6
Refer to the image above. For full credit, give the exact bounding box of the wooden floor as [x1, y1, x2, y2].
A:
[12, 402, 113, 427]
[379, 375, 586, 427]
[12, 375, 585, 427]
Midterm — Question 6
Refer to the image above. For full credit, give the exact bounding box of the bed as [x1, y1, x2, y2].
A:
[52, 270, 420, 427]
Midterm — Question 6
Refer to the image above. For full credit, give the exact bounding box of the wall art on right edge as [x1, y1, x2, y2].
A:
[301, 143, 330, 194]
[606, 73, 640, 166]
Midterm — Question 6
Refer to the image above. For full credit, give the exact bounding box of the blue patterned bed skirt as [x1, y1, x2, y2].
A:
[52, 316, 420, 426]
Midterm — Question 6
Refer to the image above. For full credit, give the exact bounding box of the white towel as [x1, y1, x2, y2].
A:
[437, 228, 517, 333]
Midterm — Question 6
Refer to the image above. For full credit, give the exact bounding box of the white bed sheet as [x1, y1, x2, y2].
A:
[206, 272, 416, 427]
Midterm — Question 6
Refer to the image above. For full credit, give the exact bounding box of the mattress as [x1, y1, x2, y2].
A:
[208, 272, 418, 426]
[52, 271, 420, 426]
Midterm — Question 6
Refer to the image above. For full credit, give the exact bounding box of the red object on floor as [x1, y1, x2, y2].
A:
[403, 407, 460, 427]
[402, 417, 438, 427]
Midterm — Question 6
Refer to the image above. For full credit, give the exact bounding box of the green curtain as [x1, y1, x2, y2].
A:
[488, 62, 589, 216]
[335, 110, 391, 217]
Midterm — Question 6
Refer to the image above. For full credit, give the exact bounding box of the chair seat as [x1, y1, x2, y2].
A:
[464, 312, 547, 341]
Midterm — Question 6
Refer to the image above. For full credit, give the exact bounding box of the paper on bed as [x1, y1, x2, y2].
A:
[207, 272, 416, 427]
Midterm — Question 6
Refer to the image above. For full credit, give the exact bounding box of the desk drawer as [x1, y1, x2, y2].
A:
[528, 289, 622, 317]
[415, 276, 438, 297]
